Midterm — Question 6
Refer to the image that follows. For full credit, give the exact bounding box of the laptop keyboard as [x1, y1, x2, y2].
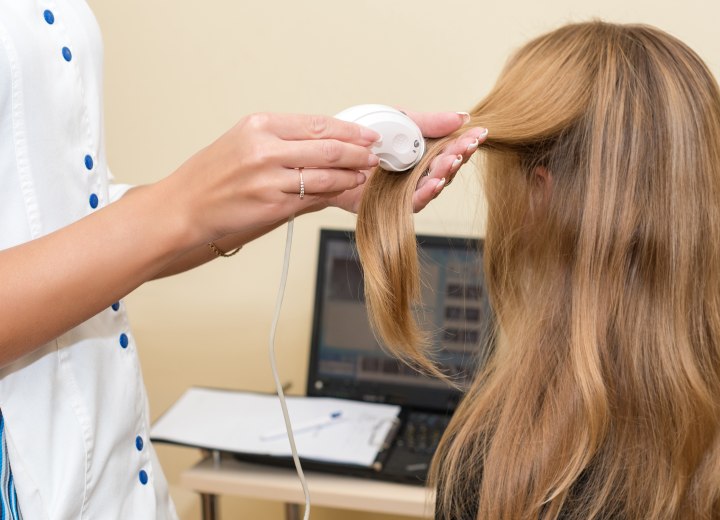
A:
[396, 412, 451, 455]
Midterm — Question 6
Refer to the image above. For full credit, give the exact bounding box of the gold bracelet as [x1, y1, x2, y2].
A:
[208, 241, 242, 258]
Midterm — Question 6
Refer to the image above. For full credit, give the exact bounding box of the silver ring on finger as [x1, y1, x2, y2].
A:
[298, 167, 305, 199]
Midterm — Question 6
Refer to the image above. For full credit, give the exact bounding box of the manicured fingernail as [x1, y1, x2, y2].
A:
[479, 128, 489, 139]
[368, 154, 380, 167]
[466, 138, 479, 153]
[434, 177, 447, 194]
[451, 154, 463, 171]
[456, 112, 471, 125]
[357, 172, 367, 184]
[361, 128, 382, 143]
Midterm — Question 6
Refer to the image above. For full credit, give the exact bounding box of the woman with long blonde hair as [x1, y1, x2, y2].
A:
[357, 21, 720, 519]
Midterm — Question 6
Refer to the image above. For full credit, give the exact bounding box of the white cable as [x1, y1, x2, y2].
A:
[268, 216, 311, 519]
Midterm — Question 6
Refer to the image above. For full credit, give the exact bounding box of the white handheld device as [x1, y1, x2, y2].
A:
[335, 104, 425, 172]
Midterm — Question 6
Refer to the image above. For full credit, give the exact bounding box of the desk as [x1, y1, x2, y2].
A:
[181, 453, 434, 520]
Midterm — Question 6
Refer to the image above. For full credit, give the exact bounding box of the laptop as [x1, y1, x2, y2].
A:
[301, 228, 494, 485]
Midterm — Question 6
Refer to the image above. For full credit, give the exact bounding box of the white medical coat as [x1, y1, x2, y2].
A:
[0, 1, 177, 518]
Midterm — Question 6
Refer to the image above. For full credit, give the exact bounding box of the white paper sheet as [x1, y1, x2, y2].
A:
[150, 387, 401, 467]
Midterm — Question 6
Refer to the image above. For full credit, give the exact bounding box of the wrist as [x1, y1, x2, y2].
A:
[141, 176, 205, 255]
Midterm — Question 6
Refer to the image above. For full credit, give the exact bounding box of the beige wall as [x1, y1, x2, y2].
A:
[86, 1, 719, 518]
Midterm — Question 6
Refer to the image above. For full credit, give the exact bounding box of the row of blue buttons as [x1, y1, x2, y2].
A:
[120, 324, 146, 484]
[137, 437, 147, 484]
[43, 8, 147, 486]
[111, 303, 130, 349]
[45, 9, 99, 211]
[112, 307, 145, 484]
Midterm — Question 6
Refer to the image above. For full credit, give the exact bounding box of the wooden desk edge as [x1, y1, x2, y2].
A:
[180, 456, 435, 518]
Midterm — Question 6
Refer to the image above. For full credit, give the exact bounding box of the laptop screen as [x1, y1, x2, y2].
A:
[306, 229, 494, 413]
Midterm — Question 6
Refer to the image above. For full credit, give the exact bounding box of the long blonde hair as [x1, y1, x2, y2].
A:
[356, 21, 720, 519]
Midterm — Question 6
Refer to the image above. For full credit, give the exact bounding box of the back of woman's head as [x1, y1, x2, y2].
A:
[357, 21, 720, 519]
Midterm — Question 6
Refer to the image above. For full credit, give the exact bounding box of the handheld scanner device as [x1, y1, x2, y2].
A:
[335, 104, 425, 172]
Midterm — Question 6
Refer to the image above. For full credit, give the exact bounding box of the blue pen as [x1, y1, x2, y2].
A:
[260, 411, 343, 441]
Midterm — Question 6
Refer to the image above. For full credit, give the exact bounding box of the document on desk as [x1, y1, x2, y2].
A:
[150, 387, 401, 467]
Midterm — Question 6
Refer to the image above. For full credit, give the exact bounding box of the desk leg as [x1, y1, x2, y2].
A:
[284, 503, 300, 520]
[200, 493, 218, 520]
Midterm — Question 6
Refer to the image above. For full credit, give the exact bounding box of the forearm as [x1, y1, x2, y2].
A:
[152, 222, 284, 278]
[0, 179, 197, 367]
[116, 185, 282, 279]
[152, 207, 319, 279]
